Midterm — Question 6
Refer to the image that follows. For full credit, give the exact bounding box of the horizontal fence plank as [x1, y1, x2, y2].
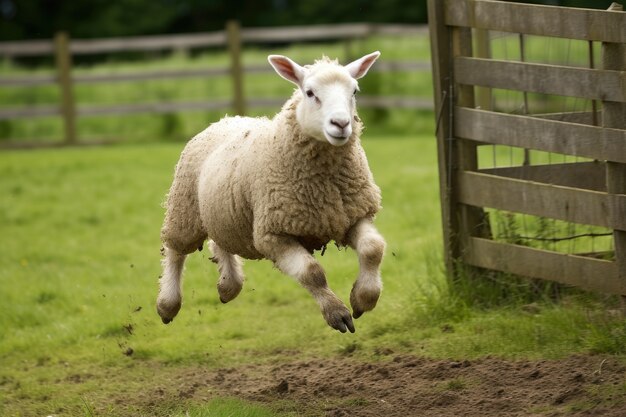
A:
[0, 106, 60, 120]
[73, 68, 229, 83]
[480, 161, 606, 192]
[241, 23, 425, 43]
[0, 74, 57, 87]
[444, 0, 626, 42]
[70, 32, 227, 55]
[454, 57, 626, 102]
[76, 100, 231, 116]
[0, 60, 430, 87]
[0, 40, 54, 56]
[457, 170, 626, 230]
[533, 111, 599, 125]
[0, 138, 117, 150]
[242, 23, 371, 42]
[0, 24, 428, 57]
[463, 237, 622, 294]
[359, 95, 433, 109]
[247, 98, 285, 108]
[455, 107, 626, 163]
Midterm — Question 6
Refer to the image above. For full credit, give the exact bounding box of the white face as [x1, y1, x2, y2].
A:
[268, 52, 381, 147]
[298, 68, 358, 146]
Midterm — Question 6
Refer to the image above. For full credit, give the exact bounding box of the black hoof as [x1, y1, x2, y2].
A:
[353, 310, 363, 319]
[345, 316, 355, 333]
[162, 317, 172, 324]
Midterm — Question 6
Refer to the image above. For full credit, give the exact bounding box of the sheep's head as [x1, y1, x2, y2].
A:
[268, 51, 380, 146]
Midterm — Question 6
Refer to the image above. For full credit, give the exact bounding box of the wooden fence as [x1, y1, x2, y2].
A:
[428, 0, 626, 295]
[0, 22, 430, 147]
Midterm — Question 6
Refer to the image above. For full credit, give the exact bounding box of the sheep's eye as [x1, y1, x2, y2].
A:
[306, 89, 315, 98]
[353, 89, 358, 96]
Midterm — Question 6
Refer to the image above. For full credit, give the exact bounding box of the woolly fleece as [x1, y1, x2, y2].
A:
[161, 70, 381, 261]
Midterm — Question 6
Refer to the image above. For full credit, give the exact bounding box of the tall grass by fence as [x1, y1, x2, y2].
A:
[0, 22, 430, 147]
[428, 0, 626, 297]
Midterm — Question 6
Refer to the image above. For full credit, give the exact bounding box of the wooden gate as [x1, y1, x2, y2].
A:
[427, 0, 626, 295]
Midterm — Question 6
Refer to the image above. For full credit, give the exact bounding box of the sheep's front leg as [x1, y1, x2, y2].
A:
[157, 246, 187, 324]
[209, 240, 244, 303]
[346, 219, 385, 318]
[256, 234, 355, 333]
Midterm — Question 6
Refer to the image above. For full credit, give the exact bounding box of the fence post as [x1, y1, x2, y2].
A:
[602, 2, 626, 304]
[54, 31, 77, 144]
[427, 0, 455, 274]
[428, 0, 490, 279]
[226, 20, 245, 116]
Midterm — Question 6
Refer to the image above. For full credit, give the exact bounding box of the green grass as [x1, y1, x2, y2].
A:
[1, 132, 626, 415]
[2, 28, 626, 416]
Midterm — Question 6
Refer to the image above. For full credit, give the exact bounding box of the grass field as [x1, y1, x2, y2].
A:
[2, 130, 626, 415]
[2, 31, 626, 415]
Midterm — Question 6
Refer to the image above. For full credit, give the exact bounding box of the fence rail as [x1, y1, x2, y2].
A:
[428, 0, 626, 297]
[0, 22, 429, 146]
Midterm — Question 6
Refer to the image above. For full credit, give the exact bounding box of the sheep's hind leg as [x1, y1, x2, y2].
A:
[256, 234, 355, 333]
[209, 241, 244, 303]
[346, 219, 386, 319]
[157, 247, 187, 324]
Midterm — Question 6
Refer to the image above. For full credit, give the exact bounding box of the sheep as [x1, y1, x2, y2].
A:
[156, 51, 386, 333]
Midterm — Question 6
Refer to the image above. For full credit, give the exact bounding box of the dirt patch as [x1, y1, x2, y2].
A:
[111, 354, 626, 416]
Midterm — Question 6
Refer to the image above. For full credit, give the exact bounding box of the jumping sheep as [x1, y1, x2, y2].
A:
[157, 51, 386, 333]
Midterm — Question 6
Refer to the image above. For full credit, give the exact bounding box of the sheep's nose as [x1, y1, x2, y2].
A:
[330, 118, 350, 129]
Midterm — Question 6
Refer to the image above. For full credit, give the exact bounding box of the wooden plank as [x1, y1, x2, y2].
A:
[0, 62, 429, 87]
[454, 57, 626, 102]
[372, 60, 431, 72]
[428, 0, 456, 273]
[72, 68, 229, 84]
[242, 23, 370, 42]
[376, 24, 429, 36]
[0, 74, 57, 87]
[0, 138, 117, 150]
[242, 23, 425, 44]
[54, 32, 77, 144]
[463, 237, 622, 294]
[454, 107, 626, 163]
[457, 170, 626, 231]
[76, 100, 231, 116]
[444, 0, 626, 43]
[0, 24, 427, 58]
[69, 32, 227, 55]
[533, 111, 599, 125]
[247, 98, 285, 108]
[480, 161, 606, 192]
[0, 40, 54, 56]
[452, 25, 492, 243]
[358, 96, 433, 109]
[602, 2, 626, 308]
[227, 21, 245, 116]
[0, 106, 60, 120]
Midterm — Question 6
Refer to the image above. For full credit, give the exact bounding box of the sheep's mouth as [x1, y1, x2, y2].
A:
[324, 131, 350, 146]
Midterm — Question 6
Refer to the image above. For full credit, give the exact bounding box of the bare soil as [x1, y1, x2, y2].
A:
[108, 353, 626, 416]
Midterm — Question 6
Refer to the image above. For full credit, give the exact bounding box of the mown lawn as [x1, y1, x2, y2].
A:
[1, 131, 626, 416]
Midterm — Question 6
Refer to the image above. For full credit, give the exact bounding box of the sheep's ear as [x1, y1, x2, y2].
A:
[268, 55, 305, 88]
[345, 51, 381, 80]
